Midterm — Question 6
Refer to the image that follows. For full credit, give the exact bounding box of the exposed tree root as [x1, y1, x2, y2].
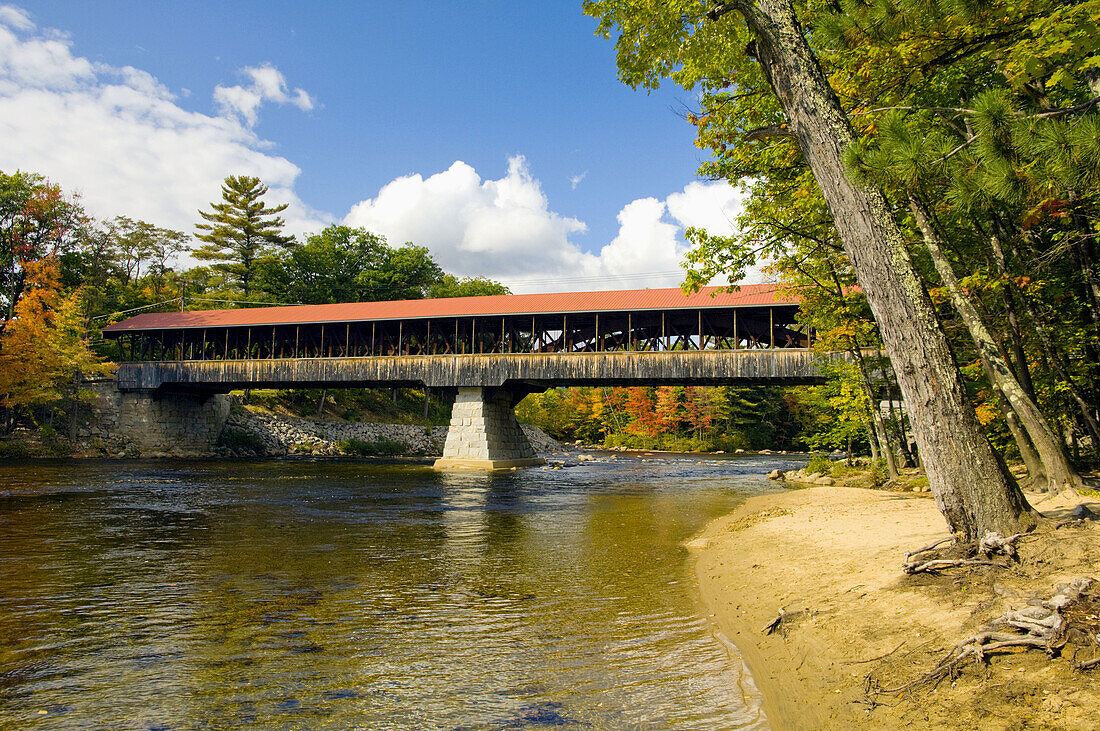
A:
[868, 578, 1100, 698]
[902, 532, 1021, 574]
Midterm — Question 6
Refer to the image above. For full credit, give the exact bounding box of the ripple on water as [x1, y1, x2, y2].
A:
[0, 455, 798, 729]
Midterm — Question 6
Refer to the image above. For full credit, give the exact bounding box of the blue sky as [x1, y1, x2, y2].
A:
[0, 2, 747, 292]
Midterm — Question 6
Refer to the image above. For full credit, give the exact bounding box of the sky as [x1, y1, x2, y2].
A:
[0, 1, 752, 294]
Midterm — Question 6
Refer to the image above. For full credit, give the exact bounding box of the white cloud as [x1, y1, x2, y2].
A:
[569, 170, 587, 190]
[346, 156, 594, 284]
[346, 156, 749, 293]
[214, 63, 314, 126]
[0, 5, 32, 32]
[0, 10, 326, 242]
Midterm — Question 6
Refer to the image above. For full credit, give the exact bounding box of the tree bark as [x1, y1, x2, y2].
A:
[730, 0, 1033, 538]
[909, 196, 1083, 492]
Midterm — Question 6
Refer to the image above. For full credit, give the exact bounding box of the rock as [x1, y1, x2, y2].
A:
[806, 472, 823, 481]
[818, 477, 836, 486]
[766, 469, 785, 481]
[1070, 504, 1097, 521]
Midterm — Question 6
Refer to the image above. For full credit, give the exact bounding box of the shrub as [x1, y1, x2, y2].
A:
[807, 452, 833, 475]
[337, 437, 409, 456]
[0, 440, 31, 458]
[868, 459, 888, 487]
[219, 426, 267, 454]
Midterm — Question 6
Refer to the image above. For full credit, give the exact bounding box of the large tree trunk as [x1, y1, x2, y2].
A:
[733, 0, 1034, 538]
[909, 197, 1083, 493]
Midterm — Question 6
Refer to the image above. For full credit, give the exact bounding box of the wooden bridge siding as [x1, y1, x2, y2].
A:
[115, 349, 841, 392]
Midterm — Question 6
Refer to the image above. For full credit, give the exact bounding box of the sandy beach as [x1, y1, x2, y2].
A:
[692, 485, 1100, 730]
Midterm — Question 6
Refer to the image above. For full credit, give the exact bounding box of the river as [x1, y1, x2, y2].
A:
[0, 453, 802, 729]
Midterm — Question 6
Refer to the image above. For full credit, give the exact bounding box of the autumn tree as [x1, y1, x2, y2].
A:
[0, 171, 85, 328]
[193, 175, 294, 297]
[0, 258, 110, 433]
[585, 0, 1036, 539]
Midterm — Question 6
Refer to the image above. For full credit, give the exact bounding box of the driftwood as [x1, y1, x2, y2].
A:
[869, 578, 1099, 697]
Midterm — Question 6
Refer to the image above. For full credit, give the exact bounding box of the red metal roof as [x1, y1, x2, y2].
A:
[102, 284, 799, 332]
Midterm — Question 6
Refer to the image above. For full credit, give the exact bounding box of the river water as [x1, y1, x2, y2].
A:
[0, 453, 801, 729]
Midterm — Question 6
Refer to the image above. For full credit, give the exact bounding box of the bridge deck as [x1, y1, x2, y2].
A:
[116, 349, 838, 392]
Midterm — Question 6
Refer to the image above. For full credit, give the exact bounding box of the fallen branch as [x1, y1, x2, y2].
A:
[846, 640, 907, 665]
[903, 558, 1007, 575]
[904, 536, 954, 563]
[761, 606, 787, 635]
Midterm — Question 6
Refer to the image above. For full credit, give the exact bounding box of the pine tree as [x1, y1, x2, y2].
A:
[193, 176, 294, 297]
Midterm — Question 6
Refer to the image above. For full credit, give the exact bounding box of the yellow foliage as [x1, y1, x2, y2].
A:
[0, 258, 112, 410]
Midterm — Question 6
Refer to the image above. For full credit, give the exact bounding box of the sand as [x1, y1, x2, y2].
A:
[692, 486, 1100, 730]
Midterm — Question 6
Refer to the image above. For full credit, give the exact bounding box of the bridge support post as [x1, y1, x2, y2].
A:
[434, 387, 545, 470]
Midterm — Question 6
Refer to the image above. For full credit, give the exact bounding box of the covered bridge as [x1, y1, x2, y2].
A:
[102, 285, 820, 470]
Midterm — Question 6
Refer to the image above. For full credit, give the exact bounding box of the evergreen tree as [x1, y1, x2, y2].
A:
[192, 175, 294, 297]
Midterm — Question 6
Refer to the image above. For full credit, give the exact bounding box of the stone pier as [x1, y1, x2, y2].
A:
[81, 379, 230, 456]
[433, 387, 545, 470]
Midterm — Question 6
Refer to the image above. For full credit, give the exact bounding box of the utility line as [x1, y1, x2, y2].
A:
[189, 298, 305, 307]
[92, 298, 182, 320]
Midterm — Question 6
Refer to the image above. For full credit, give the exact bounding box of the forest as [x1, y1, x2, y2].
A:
[582, 0, 1099, 539]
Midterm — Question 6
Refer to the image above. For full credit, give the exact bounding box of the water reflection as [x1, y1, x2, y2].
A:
[0, 455, 799, 729]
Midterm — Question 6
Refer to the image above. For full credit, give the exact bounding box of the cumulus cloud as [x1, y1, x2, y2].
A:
[213, 63, 315, 126]
[346, 156, 596, 284]
[569, 170, 587, 190]
[346, 155, 749, 293]
[0, 9, 326, 240]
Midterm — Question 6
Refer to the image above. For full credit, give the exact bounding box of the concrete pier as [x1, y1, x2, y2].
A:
[433, 387, 545, 470]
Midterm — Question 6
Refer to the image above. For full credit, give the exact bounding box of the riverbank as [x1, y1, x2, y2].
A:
[0, 401, 562, 459]
[693, 485, 1100, 729]
[220, 404, 562, 457]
